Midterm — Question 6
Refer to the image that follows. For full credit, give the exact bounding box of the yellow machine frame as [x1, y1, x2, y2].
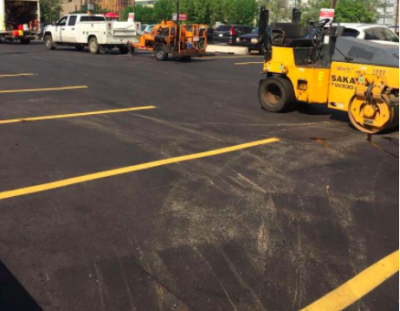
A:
[258, 8, 399, 133]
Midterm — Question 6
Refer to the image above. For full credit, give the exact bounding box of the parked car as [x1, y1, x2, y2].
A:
[212, 25, 253, 45]
[338, 24, 399, 45]
[234, 27, 270, 54]
[207, 28, 214, 43]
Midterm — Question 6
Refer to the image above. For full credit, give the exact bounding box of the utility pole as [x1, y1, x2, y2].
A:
[395, 0, 399, 34]
[331, 0, 338, 9]
[133, 0, 136, 14]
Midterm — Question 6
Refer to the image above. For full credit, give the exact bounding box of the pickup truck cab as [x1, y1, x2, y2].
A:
[43, 14, 139, 54]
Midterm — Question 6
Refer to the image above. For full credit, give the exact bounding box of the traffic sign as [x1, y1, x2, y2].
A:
[172, 13, 188, 21]
[319, 8, 335, 23]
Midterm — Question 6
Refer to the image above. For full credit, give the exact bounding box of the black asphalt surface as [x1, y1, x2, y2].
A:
[0, 41, 398, 311]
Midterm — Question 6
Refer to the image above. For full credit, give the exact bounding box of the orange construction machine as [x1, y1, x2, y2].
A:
[133, 2, 208, 61]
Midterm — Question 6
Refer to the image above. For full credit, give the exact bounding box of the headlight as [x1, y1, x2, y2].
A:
[251, 38, 259, 44]
[236, 38, 241, 42]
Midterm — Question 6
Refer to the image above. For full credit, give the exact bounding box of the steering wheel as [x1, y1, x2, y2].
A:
[308, 18, 330, 47]
[317, 18, 331, 28]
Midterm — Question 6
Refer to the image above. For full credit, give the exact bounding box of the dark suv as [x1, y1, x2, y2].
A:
[212, 25, 253, 45]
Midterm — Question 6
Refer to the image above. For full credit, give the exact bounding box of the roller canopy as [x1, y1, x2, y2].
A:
[333, 37, 399, 68]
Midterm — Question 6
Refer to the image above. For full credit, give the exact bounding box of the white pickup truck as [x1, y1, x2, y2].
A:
[43, 14, 139, 54]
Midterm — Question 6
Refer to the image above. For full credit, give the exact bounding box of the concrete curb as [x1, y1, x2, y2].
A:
[206, 44, 248, 55]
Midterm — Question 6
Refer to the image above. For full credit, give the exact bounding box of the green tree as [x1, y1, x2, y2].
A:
[40, 0, 62, 23]
[298, 0, 331, 24]
[264, 0, 291, 23]
[192, 0, 212, 24]
[154, 0, 175, 22]
[121, 5, 156, 23]
[71, 4, 107, 14]
[226, 0, 258, 25]
[179, 0, 196, 23]
[299, 0, 378, 25]
[210, 0, 227, 25]
[335, 0, 378, 23]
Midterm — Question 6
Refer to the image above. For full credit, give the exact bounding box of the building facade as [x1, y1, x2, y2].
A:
[377, 0, 399, 31]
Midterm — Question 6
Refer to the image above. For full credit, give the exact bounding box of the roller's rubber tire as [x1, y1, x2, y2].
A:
[44, 35, 56, 50]
[155, 46, 168, 61]
[258, 76, 296, 112]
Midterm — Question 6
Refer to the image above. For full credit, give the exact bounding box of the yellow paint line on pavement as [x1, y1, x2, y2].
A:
[0, 73, 36, 78]
[0, 85, 88, 94]
[300, 250, 399, 311]
[235, 62, 264, 65]
[0, 137, 279, 200]
[197, 56, 263, 60]
[0, 106, 156, 125]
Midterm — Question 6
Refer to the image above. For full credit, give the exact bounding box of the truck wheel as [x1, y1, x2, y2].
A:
[155, 46, 168, 61]
[44, 35, 56, 50]
[99, 45, 106, 54]
[119, 46, 129, 54]
[180, 56, 192, 62]
[89, 37, 99, 54]
[258, 76, 295, 112]
[20, 38, 31, 44]
[75, 44, 85, 51]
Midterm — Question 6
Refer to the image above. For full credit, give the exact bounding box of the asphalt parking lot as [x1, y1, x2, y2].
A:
[0, 41, 398, 311]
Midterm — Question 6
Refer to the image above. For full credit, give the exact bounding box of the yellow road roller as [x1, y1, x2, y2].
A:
[257, 7, 399, 133]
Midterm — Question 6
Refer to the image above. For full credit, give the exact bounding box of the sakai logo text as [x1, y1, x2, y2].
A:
[330, 75, 357, 90]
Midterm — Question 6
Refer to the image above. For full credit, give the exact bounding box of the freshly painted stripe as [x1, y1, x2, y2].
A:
[0, 85, 88, 94]
[234, 62, 264, 65]
[300, 250, 399, 311]
[0, 73, 36, 78]
[0, 137, 279, 200]
[198, 56, 264, 60]
[0, 106, 156, 125]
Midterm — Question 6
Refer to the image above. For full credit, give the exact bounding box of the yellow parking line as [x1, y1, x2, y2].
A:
[0, 73, 36, 78]
[0, 85, 88, 94]
[0, 137, 279, 200]
[300, 250, 399, 311]
[197, 56, 263, 60]
[234, 62, 264, 65]
[0, 106, 156, 125]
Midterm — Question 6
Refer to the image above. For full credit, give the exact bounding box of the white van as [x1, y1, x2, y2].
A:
[43, 14, 139, 54]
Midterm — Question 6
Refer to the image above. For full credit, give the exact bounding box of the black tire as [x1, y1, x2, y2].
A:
[20, 38, 31, 44]
[75, 44, 85, 51]
[99, 45, 106, 54]
[88, 37, 99, 54]
[180, 56, 191, 62]
[44, 35, 55, 50]
[154, 46, 168, 61]
[258, 76, 296, 112]
[119, 46, 129, 54]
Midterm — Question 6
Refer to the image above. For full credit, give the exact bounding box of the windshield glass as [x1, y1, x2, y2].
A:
[252, 27, 259, 33]
[216, 26, 231, 31]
